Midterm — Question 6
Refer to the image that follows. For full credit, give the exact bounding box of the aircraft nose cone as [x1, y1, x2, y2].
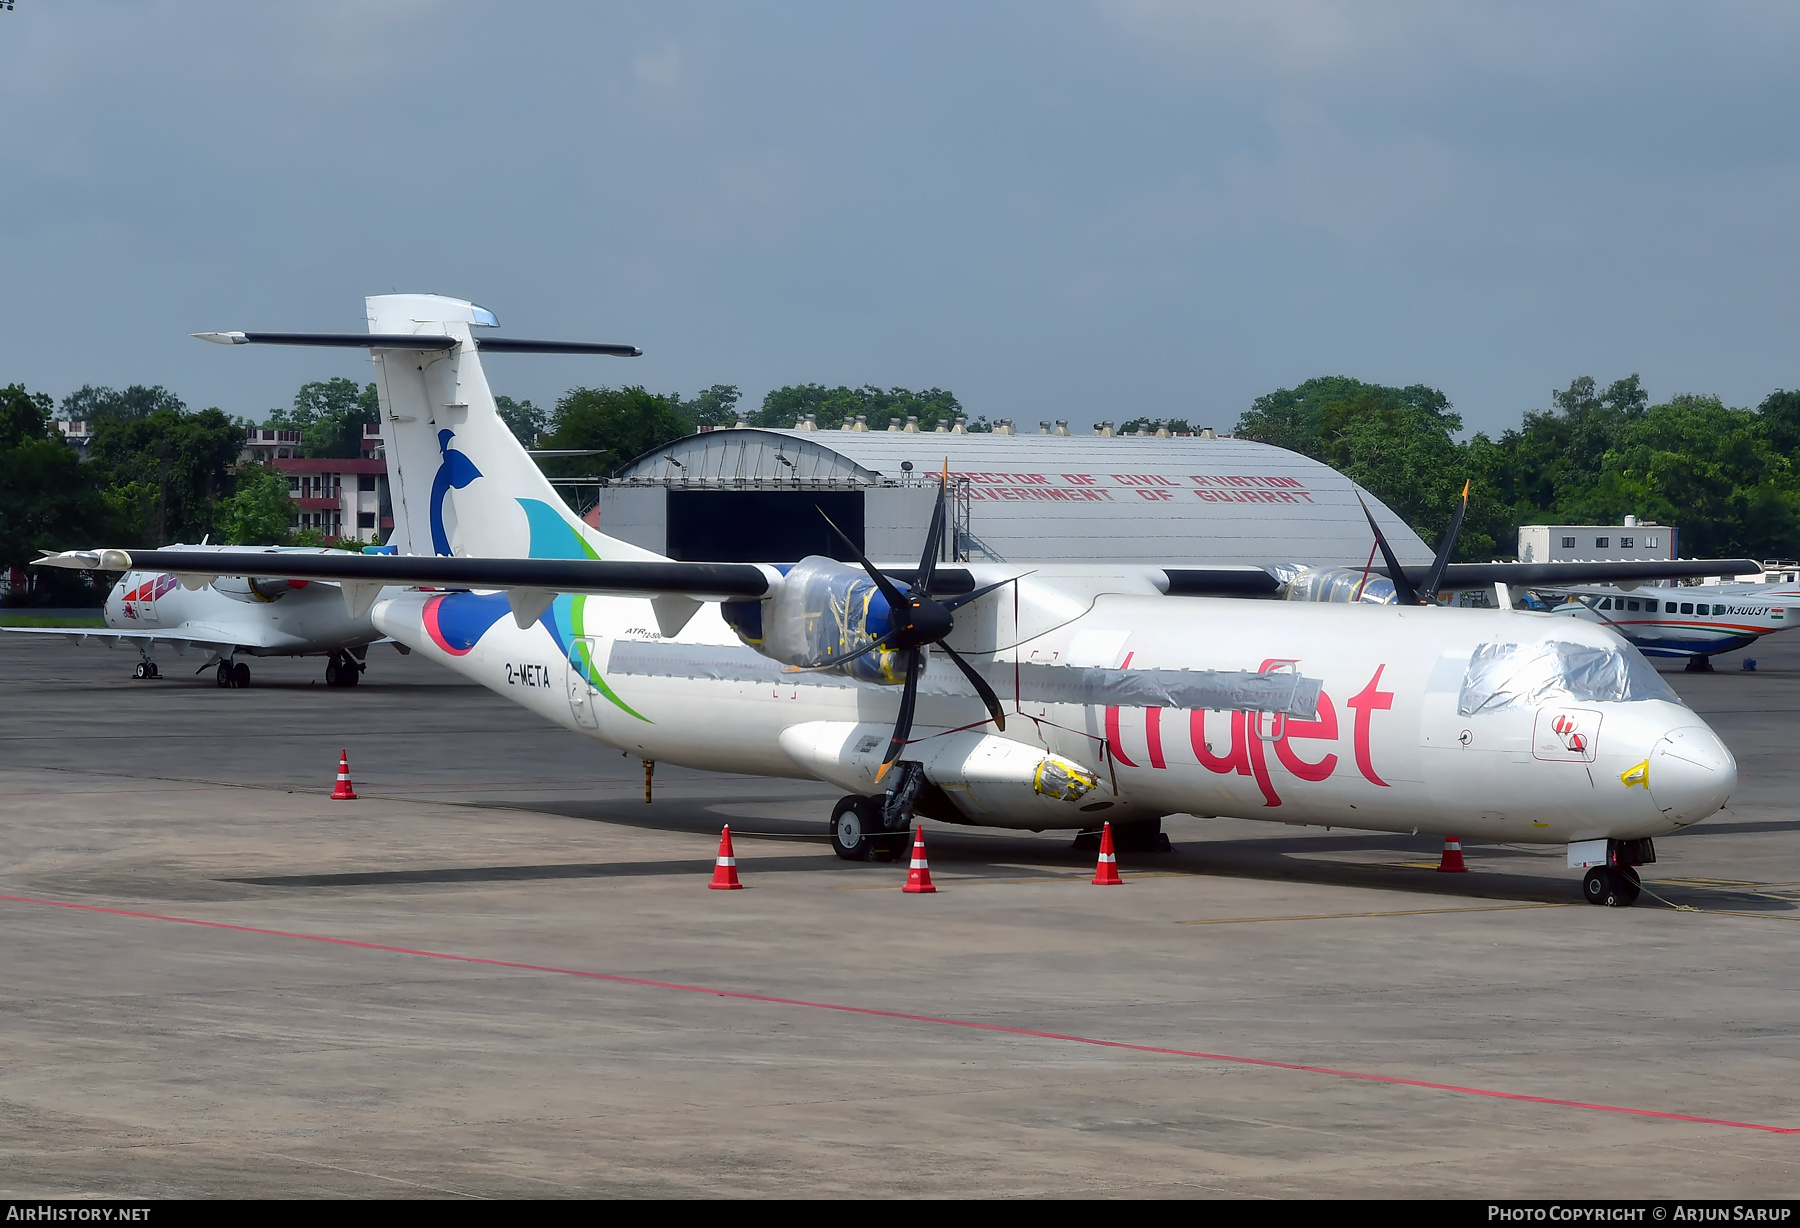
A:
[1648, 725, 1737, 826]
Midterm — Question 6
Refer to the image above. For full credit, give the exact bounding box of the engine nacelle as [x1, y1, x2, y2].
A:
[1281, 565, 1398, 605]
[211, 576, 305, 604]
[720, 555, 907, 684]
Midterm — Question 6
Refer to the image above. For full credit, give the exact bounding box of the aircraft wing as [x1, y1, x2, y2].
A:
[33, 548, 1762, 604]
[1, 625, 245, 649]
[1393, 559, 1759, 589]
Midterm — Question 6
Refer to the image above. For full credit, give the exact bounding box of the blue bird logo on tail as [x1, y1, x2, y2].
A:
[429, 428, 483, 556]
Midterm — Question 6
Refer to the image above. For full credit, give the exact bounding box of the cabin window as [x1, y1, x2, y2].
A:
[1626, 600, 1641, 612]
[1665, 602, 1677, 613]
[1680, 602, 1693, 614]
[1458, 640, 1681, 715]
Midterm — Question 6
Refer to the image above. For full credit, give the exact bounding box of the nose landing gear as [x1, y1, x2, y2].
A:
[1582, 865, 1641, 907]
[1578, 838, 1654, 906]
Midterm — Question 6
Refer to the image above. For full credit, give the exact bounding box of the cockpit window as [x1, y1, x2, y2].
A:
[1458, 640, 1682, 715]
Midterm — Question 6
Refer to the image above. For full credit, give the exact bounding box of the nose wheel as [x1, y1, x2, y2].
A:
[1582, 865, 1641, 907]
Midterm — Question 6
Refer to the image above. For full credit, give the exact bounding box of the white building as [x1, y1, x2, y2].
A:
[1518, 517, 1675, 564]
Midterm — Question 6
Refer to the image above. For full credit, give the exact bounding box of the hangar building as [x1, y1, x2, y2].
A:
[594, 427, 1431, 569]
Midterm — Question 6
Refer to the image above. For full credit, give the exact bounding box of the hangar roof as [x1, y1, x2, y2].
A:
[612, 427, 1431, 567]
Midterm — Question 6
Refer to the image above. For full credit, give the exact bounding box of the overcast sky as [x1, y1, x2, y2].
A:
[3, 1, 1798, 436]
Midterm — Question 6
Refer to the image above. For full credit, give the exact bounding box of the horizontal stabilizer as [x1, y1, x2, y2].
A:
[474, 338, 641, 356]
[192, 332, 640, 356]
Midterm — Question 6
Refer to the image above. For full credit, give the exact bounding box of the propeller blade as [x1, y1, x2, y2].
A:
[940, 577, 1013, 612]
[938, 642, 1005, 731]
[817, 507, 910, 613]
[915, 460, 950, 595]
[875, 648, 925, 781]
[1356, 491, 1422, 606]
[1418, 479, 1471, 601]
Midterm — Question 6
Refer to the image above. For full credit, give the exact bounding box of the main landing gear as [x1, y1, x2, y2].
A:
[131, 660, 160, 680]
[1684, 655, 1716, 673]
[324, 650, 363, 688]
[215, 660, 251, 688]
[830, 762, 927, 861]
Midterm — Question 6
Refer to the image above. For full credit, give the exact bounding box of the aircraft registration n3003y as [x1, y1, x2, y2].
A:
[38, 294, 1738, 908]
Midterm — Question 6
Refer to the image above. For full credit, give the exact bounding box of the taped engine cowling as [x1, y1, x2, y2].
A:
[778, 721, 1104, 826]
[721, 555, 906, 683]
[1280, 565, 1398, 605]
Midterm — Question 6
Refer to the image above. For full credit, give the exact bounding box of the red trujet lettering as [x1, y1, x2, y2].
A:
[1190, 709, 1251, 778]
[1145, 706, 1166, 769]
[1275, 692, 1339, 782]
[1105, 705, 1139, 768]
[1345, 665, 1395, 787]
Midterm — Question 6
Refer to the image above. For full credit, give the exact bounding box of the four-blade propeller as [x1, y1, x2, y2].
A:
[817, 465, 1006, 780]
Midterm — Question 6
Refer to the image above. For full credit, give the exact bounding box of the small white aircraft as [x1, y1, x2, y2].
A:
[1537, 580, 1800, 670]
[7, 544, 391, 687]
[37, 295, 1744, 907]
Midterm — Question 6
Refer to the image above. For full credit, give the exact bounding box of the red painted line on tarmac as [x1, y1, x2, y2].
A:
[4, 890, 1794, 1136]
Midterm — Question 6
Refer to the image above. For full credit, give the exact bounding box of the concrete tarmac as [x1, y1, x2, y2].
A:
[0, 625, 1796, 1198]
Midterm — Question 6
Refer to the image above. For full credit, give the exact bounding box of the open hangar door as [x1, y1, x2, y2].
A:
[596, 486, 941, 563]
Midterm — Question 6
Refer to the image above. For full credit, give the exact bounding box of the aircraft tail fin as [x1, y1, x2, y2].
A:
[360, 293, 655, 564]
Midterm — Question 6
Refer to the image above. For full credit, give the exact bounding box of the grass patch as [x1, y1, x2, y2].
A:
[0, 614, 106, 628]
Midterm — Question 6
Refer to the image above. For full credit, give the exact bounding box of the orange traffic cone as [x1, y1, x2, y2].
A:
[902, 825, 936, 894]
[330, 749, 357, 800]
[708, 825, 743, 890]
[1436, 837, 1467, 873]
[1092, 821, 1123, 885]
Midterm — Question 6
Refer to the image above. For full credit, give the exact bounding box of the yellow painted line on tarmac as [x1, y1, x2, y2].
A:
[1176, 902, 1571, 925]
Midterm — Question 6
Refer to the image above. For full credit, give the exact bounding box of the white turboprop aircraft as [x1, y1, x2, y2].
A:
[1537, 580, 1800, 669]
[7, 544, 391, 687]
[37, 295, 1742, 907]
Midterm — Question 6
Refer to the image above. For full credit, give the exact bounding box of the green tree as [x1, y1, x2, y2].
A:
[1235, 377, 1485, 554]
[0, 384, 108, 599]
[60, 384, 186, 423]
[682, 384, 742, 428]
[267, 378, 379, 459]
[88, 408, 242, 545]
[755, 384, 966, 430]
[538, 386, 693, 484]
[216, 463, 295, 545]
[495, 395, 547, 447]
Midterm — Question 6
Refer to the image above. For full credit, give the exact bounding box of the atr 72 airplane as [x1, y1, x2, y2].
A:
[8, 544, 389, 687]
[37, 295, 1743, 908]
